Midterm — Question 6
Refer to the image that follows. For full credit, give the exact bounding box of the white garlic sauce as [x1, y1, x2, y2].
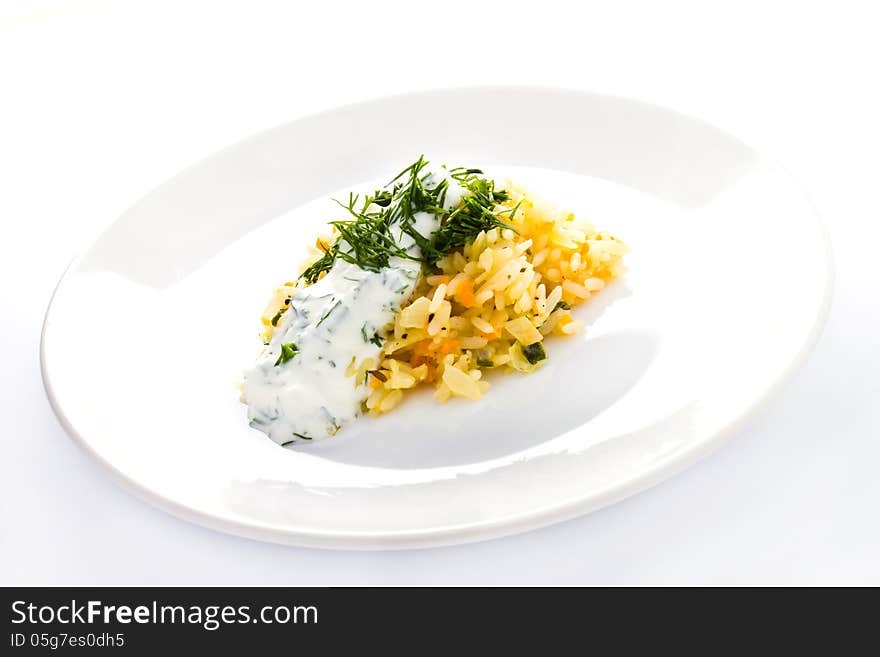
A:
[243, 171, 464, 444]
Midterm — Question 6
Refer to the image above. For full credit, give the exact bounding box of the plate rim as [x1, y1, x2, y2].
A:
[40, 85, 835, 550]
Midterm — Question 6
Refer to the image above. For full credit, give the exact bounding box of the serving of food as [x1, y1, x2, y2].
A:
[41, 87, 833, 547]
[242, 157, 627, 445]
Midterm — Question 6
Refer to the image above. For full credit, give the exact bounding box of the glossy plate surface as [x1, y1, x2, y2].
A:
[41, 87, 832, 548]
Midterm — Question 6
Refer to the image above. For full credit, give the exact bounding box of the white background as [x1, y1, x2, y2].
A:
[1, 0, 877, 585]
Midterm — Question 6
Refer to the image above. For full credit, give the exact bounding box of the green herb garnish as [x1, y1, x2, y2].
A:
[316, 300, 341, 327]
[297, 156, 516, 282]
[553, 300, 571, 313]
[274, 342, 299, 366]
[521, 342, 547, 365]
[369, 333, 384, 348]
[421, 174, 517, 264]
[270, 309, 286, 326]
[476, 357, 494, 368]
[300, 249, 336, 285]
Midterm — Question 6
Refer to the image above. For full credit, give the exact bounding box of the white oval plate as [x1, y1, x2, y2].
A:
[41, 87, 832, 549]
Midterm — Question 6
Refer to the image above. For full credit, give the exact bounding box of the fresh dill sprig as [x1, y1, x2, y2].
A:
[296, 156, 515, 282]
[420, 169, 515, 264]
[330, 195, 416, 272]
[300, 248, 337, 285]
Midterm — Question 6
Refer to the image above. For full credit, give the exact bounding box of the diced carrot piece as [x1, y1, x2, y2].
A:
[413, 340, 432, 357]
[439, 339, 460, 355]
[456, 278, 476, 308]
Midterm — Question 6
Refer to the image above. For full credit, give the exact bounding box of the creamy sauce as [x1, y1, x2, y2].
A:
[243, 173, 462, 444]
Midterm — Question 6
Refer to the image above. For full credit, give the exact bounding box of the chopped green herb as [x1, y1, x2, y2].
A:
[359, 325, 384, 347]
[316, 300, 341, 327]
[371, 190, 393, 207]
[553, 300, 571, 312]
[274, 342, 299, 366]
[521, 342, 547, 365]
[422, 178, 516, 264]
[292, 432, 311, 441]
[280, 439, 294, 447]
[270, 308, 286, 326]
[299, 249, 336, 285]
[476, 357, 494, 367]
[296, 156, 516, 282]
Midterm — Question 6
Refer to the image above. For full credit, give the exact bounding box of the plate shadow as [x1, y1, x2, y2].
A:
[309, 326, 658, 469]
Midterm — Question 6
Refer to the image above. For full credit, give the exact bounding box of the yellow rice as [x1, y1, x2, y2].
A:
[260, 183, 627, 415]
